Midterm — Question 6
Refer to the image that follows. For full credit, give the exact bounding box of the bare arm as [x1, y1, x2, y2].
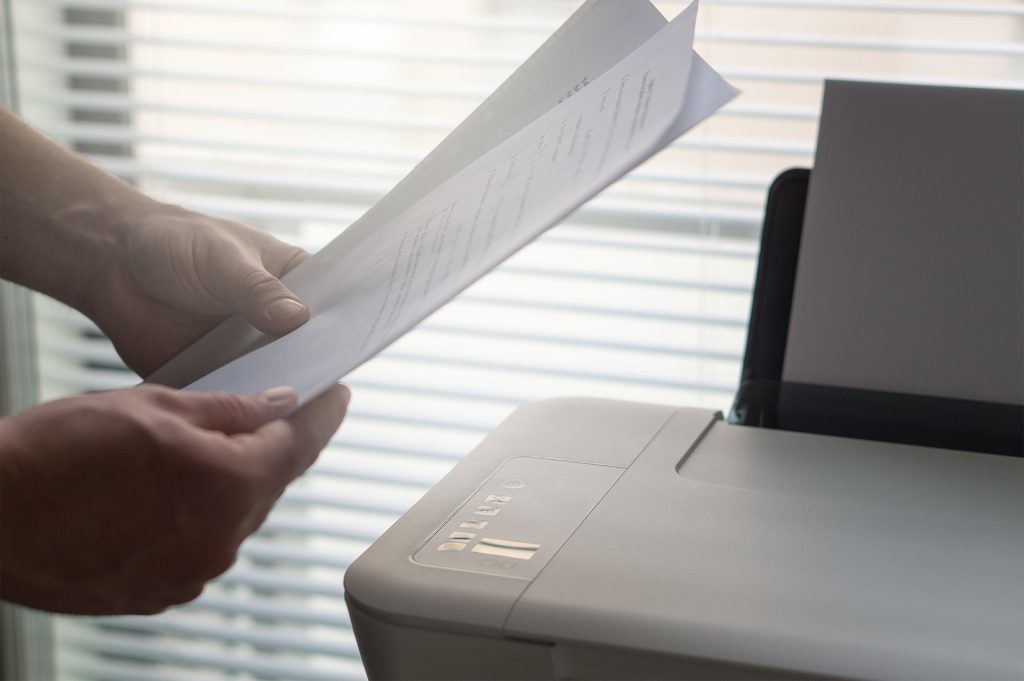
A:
[0, 107, 312, 375]
[0, 106, 139, 312]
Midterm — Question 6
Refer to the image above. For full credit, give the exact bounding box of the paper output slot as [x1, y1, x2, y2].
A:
[472, 544, 537, 561]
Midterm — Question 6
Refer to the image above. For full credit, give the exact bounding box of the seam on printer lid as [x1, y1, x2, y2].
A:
[674, 412, 722, 473]
[498, 408, 694, 633]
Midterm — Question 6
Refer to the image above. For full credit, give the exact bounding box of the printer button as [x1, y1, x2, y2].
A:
[437, 542, 467, 552]
[447, 532, 476, 541]
[471, 541, 539, 560]
[499, 478, 527, 489]
[473, 506, 501, 516]
[479, 538, 540, 550]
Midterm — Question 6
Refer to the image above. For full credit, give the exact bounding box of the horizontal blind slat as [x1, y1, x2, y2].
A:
[93, 617, 361, 659]
[184, 592, 352, 628]
[25, 24, 1024, 58]
[29, 0, 560, 30]
[59, 628, 364, 681]
[259, 509, 403, 542]
[59, 653, 250, 681]
[27, 0, 1024, 21]
[22, 26, 528, 64]
[215, 565, 352, 598]
[26, 57, 1024, 95]
[705, 0, 1024, 16]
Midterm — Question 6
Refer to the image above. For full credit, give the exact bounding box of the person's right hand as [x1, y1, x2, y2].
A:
[0, 383, 349, 616]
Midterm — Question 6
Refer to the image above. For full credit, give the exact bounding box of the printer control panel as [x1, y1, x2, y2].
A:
[413, 457, 624, 579]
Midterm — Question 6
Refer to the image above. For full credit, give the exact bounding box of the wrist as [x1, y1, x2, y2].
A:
[0, 109, 163, 310]
[1, 183, 156, 314]
[72, 191, 166, 319]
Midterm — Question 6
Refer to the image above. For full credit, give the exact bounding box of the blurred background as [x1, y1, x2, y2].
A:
[2, 1, 1022, 679]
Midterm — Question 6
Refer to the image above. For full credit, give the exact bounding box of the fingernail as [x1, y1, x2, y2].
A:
[260, 386, 298, 407]
[267, 298, 306, 320]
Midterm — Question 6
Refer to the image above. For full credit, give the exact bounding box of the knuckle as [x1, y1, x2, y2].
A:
[223, 475, 263, 517]
[192, 441, 256, 494]
[167, 582, 206, 607]
[166, 438, 260, 516]
[133, 601, 170, 616]
[148, 387, 186, 412]
[279, 246, 309, 274]
[242, 269, 284, 298]
[102, 394, 204, 460]
[178, 528, 242, 581]
[148, 582, 206, 613]
[211, 391, 258, 428]
[196, 545, 238, 580]
[135, 383, 178, 404]
[147, 412, 197, 454]
[204, 452, 266, 518]
[132, 385, 193, 421]
[111, 408, 176, 456]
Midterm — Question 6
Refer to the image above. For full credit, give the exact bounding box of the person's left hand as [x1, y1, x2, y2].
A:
[81, 203, 311, 377]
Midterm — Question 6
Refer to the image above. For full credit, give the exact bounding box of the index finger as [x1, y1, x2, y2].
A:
[236, 384, 350, 488]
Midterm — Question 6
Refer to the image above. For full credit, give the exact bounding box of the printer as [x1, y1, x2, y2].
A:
[344, 82, 1024, 680]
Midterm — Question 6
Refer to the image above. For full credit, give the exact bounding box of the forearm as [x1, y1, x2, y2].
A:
[0, 107, 159, 310]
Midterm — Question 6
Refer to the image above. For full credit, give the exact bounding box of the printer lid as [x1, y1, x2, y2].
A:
[501, 405, 1024, 681]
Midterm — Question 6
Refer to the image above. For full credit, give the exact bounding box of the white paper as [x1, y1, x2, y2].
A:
[148, 0, 738, 404]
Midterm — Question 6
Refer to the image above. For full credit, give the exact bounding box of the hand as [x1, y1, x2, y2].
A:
[0, 383, 349, 615]
[83, 203, 312, 377]
[0, 111, 311, 376]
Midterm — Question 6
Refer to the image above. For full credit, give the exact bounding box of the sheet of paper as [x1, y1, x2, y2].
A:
[783, 81, 1024, 404]
[149, 0, 738, 404]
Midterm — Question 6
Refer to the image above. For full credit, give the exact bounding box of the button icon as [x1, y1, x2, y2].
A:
[500, 478, 526, 489]
[473, 506, 501, 516]
[437, 542, 467, 552]
[460, 520, 488, 530]
[447, 532, 475, 541]
[484, 494, 511, 504]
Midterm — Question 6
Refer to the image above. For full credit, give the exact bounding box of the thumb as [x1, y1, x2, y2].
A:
[240, 384, 350, 487]
[206, 239, 310, 336]
[177, 387, 300, 434]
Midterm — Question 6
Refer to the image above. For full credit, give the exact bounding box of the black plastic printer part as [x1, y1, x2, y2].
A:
[729, 168, 806, 431]
[729, 168, 1023, 457]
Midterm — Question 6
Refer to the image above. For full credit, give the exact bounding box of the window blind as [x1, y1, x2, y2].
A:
[9, 1, 1024, 679]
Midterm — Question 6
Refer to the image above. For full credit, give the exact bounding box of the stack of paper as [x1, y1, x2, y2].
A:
[148, 0, 738, 404]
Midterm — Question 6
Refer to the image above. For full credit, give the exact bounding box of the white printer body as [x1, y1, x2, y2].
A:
[345, 66, 1024, 681]
[344, 399, 1023, 680]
